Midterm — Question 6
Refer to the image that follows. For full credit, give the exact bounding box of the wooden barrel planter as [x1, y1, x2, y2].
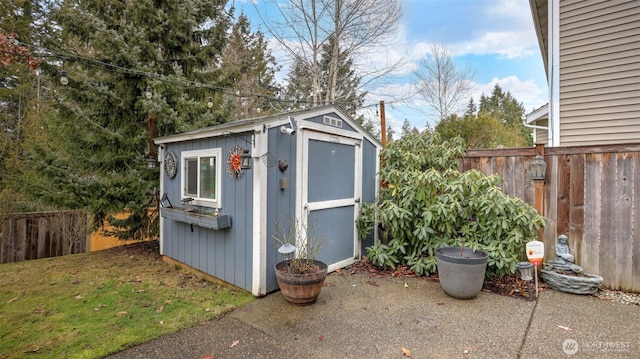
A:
[275, 260, 328, 305]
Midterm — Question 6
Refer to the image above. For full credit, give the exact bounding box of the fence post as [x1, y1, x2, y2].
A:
[534, 143, 545, 240]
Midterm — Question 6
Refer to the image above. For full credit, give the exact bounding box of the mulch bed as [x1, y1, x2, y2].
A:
[343, 257, 547, 301]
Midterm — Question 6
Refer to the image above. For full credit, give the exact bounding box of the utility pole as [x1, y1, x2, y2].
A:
[380, 100, 386, 146]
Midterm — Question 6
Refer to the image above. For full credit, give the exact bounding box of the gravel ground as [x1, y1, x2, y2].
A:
[594, 289, 640, 306]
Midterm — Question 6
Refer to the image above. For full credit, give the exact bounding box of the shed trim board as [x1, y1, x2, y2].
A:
[252, 128, 268, 295]
[155, 105, 381, 296]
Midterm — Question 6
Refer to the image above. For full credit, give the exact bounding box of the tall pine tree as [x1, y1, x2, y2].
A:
[27, 0, 232, 239]
[284, 35, 366, 118]
[0, 0, 49, 214]
[220, 13, 279, 119]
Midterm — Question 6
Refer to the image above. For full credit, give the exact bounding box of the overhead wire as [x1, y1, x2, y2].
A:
[10, 39, 385, 112]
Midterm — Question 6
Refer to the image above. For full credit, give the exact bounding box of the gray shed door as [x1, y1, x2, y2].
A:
[301, 129, 362, 271]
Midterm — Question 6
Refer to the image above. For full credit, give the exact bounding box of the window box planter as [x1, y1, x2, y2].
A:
[185, 212, 231, 230]
[160, 207, 186, 222]
[160, 207, 231, 230]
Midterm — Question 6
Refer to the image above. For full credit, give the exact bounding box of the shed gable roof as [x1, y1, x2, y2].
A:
[154, 104, 381, 147]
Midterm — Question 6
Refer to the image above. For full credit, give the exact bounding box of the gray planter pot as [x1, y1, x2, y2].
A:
[436, 246, 489, 299]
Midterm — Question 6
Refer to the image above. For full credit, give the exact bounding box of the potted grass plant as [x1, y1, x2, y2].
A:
[272, 218, 328, 305]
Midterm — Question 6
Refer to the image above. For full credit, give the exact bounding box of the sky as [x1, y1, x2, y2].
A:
[234, 0, 548, 135]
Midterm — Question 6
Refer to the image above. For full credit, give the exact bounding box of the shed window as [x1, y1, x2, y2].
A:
[181, 148, 222, 208]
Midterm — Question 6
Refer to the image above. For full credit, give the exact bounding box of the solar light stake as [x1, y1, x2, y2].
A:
[517, 262, 534, 301]
[278, 244, 295, 273]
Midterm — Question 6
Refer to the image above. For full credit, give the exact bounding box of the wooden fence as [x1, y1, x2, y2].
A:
[461, 143, 640, 292]
[0, 210, 89, 264]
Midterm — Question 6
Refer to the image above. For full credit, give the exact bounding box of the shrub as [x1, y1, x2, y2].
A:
[357, 133, 546, 277]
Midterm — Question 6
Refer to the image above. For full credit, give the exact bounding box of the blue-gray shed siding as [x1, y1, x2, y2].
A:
[265, 126, 297, 292]
[161, 134, 254, 292]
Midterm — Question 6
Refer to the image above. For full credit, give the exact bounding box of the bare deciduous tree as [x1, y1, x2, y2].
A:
[414, 44, 475, 125]
[47, 210, 89, 255]
[254, 0, 403, 107]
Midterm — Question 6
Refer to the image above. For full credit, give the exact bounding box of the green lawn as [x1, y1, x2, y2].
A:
[0, 241, 254, 359]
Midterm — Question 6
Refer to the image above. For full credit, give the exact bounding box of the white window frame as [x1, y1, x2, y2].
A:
[180, 148, 223, 208]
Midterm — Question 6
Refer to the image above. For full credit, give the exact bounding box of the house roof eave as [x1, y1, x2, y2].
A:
[525, 103, 549, 125]
[529, 0, 549, 77]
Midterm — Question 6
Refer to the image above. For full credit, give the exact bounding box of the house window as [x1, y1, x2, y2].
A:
[181, 148, 222, 208]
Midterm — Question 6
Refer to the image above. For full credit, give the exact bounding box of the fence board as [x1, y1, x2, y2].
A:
[512, 157, 524, 201]
[556, 154, 571, 236]
[543, 155, 559, 262]
[633, 152, 640, 292]
[599, 153, 617, 289]
[569, 154, 585, 265]
[16, 218, 26, 261]
[495, 156, 507, 194]
[37, 219, 47, 259]
[615, 152, 634, 290]
[582, 153, 601, 275]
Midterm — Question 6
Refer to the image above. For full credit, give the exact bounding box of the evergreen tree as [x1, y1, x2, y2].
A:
[436, 112, 528, 149]
[284, 35, 366, 118]
[386, 125, 395, 143]
[26, 0, 232, 239]
[400, 119, 419, 138]
[0, 1, 47, 214]
[220, 13, 279, 119]
[478, 84, 532, 145]
[318, 35, 366, 117]
[361, 117, 379, 139]
[464, 97, 477, 117]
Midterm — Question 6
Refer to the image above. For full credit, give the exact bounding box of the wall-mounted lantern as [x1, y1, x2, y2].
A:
[531, 153, 547, 181]
[240, 149, 252, 169]
[146, 155, 156, 169]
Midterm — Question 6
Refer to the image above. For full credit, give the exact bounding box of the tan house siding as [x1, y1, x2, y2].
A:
[559, 0, 640, 147]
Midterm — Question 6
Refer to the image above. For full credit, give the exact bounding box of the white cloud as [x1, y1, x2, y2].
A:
[472, 75, 547, 113]
[485, 0, 533, 21]
[455, 31, 537, 59]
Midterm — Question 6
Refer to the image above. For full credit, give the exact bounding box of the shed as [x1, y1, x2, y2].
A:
[154, 105, 381, 296]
